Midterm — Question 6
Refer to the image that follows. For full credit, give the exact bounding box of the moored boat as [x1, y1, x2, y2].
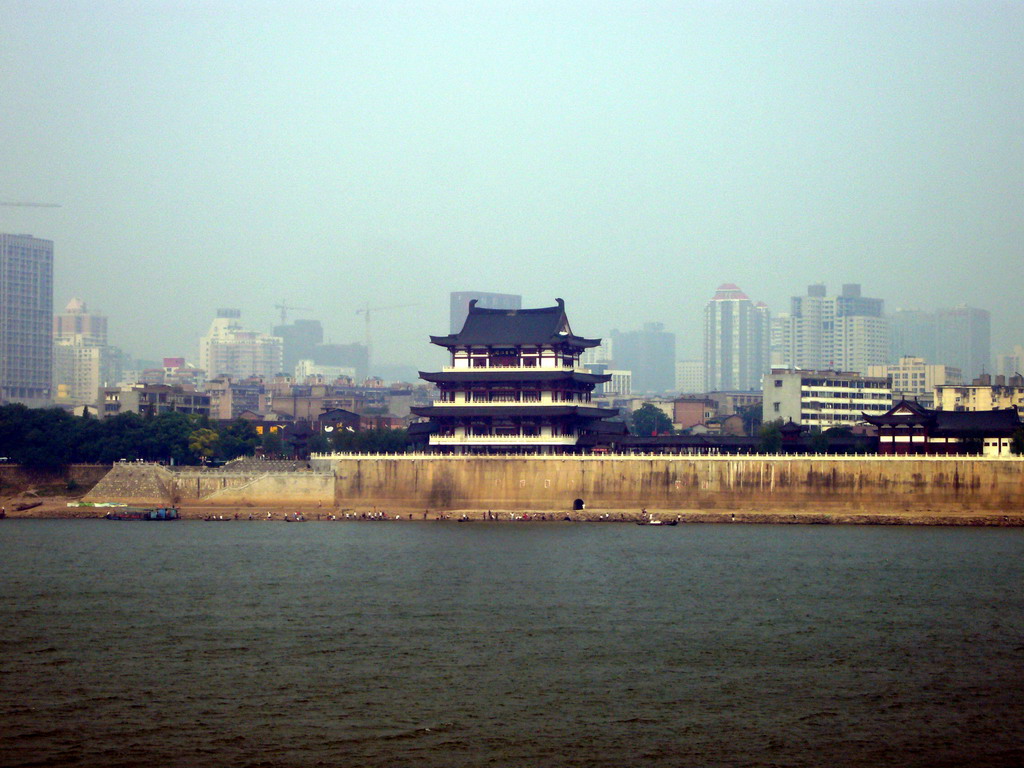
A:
[105, 507, 180, 521]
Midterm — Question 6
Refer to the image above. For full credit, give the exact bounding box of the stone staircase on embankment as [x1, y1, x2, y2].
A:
[82, 462, 175, 505]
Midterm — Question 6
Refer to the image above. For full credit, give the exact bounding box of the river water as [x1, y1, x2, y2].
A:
[2, 520, 1023, 767]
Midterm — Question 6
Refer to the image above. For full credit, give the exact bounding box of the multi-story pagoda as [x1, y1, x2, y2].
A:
[411, 298, 623, 453]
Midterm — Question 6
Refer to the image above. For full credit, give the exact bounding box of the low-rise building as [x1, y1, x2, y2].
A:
[934, 374, 1024, 419]
[99, 384, 211, 419]
[764, 369, 891, 428]
[672, 396, 717, 431]
[865, 399, 1020, 456]
[867, 356, 962, 408]
[206, 376, 271, 420]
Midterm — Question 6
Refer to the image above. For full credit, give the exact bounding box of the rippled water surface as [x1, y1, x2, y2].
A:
[2, 520, 1023, 767]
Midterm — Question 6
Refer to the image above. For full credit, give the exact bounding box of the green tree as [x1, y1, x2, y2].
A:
[737, 403, 763, 436]
[217, 419, 259, 460]
[1010, 427, 1024, 456]
[630, 403, 674, 437]
[758, 420, 783, 454]
[189, 427, 220, 460]
[808, 430, 830, 454]
[262, 428, 284, 458]
[329, 428, 411, 453]
[307, 431, 332, 455]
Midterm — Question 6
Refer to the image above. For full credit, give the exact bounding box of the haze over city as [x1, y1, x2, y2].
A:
[2, 1, 1021, 368]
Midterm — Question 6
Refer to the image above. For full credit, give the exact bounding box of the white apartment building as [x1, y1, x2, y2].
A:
[675, 360, 703, 393]
[935, 376, 1024, 419]
[764, 369, 891, 428]
[52, 298, 113, 406]
[772, 284, 888, 374]
[867, 356, 963, 408]
[703, 284, 770, 392]
[199, 309, 283, 380]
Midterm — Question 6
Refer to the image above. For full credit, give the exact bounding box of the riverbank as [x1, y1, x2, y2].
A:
[5, 498, 1024, 526]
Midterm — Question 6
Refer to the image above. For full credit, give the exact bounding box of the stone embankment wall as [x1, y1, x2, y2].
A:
[84, 466, 333, 506]
[0, 464, 109, 494]
[83, 456, 1024, 514]
[171, 470, 333, 506]
[330, 456, 1024, 513]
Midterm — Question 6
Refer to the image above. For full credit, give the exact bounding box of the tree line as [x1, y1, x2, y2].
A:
[0, 404, 411, 470]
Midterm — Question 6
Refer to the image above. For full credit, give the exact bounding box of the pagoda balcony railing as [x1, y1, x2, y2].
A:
[442, 362, 586, 373]
[430, 434, 578, 445]
[432, 397, 589, 406]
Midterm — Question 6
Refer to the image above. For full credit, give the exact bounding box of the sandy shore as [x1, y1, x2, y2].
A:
[3, 495, 1023, 526]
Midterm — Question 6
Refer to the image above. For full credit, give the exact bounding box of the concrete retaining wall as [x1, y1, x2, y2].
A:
[83, 456, 1024, 513]
[172, 471, 333, 505]
[331, 456, 1024, 513]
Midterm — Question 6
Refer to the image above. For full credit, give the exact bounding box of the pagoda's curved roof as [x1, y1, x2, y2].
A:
[419, 370, 611, 385]
[430, 298, 601, 349]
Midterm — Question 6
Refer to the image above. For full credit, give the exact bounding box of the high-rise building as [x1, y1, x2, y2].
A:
[703, 283, 770, 392]
[935, 306, 990, 381]
[889, 309, 937, 363]
[611, 322, 676, 393]
[1, 233, 53, 406]
[449, 291, 521, 334]
[772, 283, 887, 374]
[996, 345, 1024, 379]
[52, 298, 114, 406]
[274, 319, 323, 376]
[199, 309, 283, 379]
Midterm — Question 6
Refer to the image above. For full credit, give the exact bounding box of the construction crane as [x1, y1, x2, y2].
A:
[356, 303, 418, 371]
[274, 301, 313, 325]
[0, 201, 61, 207]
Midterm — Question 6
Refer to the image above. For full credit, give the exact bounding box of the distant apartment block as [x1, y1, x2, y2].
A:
[935, 306, 990, 381]
[867, 356, 962, 408]
[675, 360, 704, 394]
[204, 376, 270, 421]
[764, 369, 891, 428]
[772, 283, 887, 374]
[1, 233, 53, 406]
[449, 291, 522, 334]
[99, 384, 211, 419]
[52, 298, 114, 406]
[611, 323, 676, 393]
[295, 359, 357, 381]
[935, 374, 1024, 419]
[996, 346, 1024, 379]
[889, 309, 938, 363]
[199, 309, 283, 380]
[274, 318, 324, 375]
[703, 283, 770, 392]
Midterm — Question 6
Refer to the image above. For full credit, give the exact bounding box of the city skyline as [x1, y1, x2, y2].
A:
[2, 3, 1021, 369]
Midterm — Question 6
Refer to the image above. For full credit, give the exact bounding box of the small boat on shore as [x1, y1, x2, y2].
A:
[105, 507, 180, 521]
[636, 518, 678, 526]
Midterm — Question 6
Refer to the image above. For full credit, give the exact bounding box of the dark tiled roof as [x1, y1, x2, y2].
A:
[933, 409, 1021, 436]
[419, 370, 611, 385]
[862, 399, 933, 427]
[430, 298, 601, 348]
[864, 400, 1021, 436]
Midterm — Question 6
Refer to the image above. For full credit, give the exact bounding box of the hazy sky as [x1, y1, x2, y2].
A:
[2, 1, 1021, 371]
